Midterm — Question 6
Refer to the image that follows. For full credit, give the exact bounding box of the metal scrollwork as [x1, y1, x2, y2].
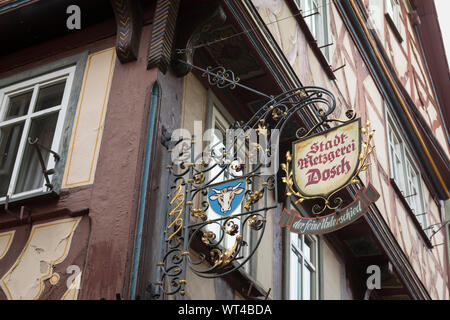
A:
[202, 66, 240, 89]
[153, 62, 346, 299]
[210, 235, 243, 268]
[202, 231, 217, 245]
[222, 219, 239, 236]
[244, 190, 264, 211]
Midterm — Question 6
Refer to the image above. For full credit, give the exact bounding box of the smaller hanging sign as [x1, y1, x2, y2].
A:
[279, 184, 380, 235]
[293, 118, 361, 198]
[280, 114, 379, 235]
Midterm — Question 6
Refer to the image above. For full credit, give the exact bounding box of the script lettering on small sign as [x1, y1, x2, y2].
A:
[279, 184, 380, 235]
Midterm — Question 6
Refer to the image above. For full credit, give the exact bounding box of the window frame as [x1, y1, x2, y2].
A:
[0, 52, 88, 205]
[385, 0, 401, 28]
[289, 232, 319, 300]
[367, 0, 385, 42]
[385, 0, 403, 42]
[285, 201, 320, 300]
[295, 0, 332, 62]
[404, 152, 427, 228]
[0, 67, 75, 201]
[387, 117, 406, 192]
[386, 109, 429, 236]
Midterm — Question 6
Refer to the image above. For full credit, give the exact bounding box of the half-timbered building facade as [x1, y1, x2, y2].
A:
[0, 0, 448, 300]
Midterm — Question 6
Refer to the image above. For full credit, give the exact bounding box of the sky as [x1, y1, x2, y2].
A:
[435, 0, 450, 65]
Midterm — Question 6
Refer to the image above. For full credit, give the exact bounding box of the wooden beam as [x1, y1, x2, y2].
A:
[147, 0, 180, 73]
[171, 2, 227, 77]
[110, 0, 143, 63]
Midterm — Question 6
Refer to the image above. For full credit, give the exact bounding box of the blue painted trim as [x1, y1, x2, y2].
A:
[0, 0, 33, 13]
[130, 83, 159, 300]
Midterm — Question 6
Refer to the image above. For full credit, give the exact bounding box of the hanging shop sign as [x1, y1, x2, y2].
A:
[280, 115, 379, 235]
[279, 184, 380, 235]
[293, 118, 361, 197]
[152, 59, 376, 298]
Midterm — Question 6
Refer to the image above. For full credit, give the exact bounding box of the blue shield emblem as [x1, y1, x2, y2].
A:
[208, 179, 246, 217]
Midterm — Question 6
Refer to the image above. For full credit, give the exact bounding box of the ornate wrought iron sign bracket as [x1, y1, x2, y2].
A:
[152, 60, 379, 298]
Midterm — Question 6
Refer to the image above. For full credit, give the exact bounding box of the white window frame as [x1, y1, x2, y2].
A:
[387, 120, 406, 192]
[386, 110, 428, 232]
[385, 0, 402, 34]
[0, 66, 75, 202]
[295, 0, 332, 62]
[368, 0, 385, 42]
[404, 154, 426, 227]
[289, 231, 319, 300]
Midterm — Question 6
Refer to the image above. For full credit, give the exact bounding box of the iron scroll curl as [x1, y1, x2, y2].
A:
[152, 62, 345, 299]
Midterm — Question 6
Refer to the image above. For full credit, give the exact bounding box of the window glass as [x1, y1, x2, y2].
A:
[304, 237, 312, 261]
[386, 0, 401, 30]
[204, 92, 257, 277]
[289, 230, 318, 300]
[387, 112, 428, 235]
[0, 66, 74, 201]
[388, 123, 407, 193]
[4, 91, 32, 121]
[368, 0, 385, 41]
[0, 122, 25, 196]
[14, 113, 59, 194]
[303, 266, 312, 300]
[34, 81, 66, 112]
[405, 156, 426, 228]
[206, 105, 229, 242]
[206, 97, 247, 251]
[289, 246, 301, 300]
[302, 0, 330, 61]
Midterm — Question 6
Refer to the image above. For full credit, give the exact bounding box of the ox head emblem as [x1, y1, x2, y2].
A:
[208, 179, 246, 217]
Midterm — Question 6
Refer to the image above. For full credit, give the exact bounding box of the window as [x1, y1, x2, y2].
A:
[295, 0, 331, 61]
[387, 123, 405, 191]
[0, 66, 76, 202]
[368, 0, 385, 42]
[385, 0, 403, 41]
[386, 112, 428, 231]
[289, 232, 318, 300]
[385, 0, 401, 28]
[405, 156, 426, 226]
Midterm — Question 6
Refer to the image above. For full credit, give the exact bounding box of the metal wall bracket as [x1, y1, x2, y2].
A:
[332, 59, 347, 73]
[153, 67, 337, 298]
[3, 195, 32, 223]
[171, 4, 227, 77]
[28, 137, 60, 191]
[429, 220, 449, 240]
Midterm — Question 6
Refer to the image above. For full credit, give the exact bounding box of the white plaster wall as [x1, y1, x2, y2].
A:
[0, 231, 14, 260]
[0, 217, 81, 300]
[62, 48, 115, 188]
[322, 241, 342, 300]
[185, 261, 217, 300]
